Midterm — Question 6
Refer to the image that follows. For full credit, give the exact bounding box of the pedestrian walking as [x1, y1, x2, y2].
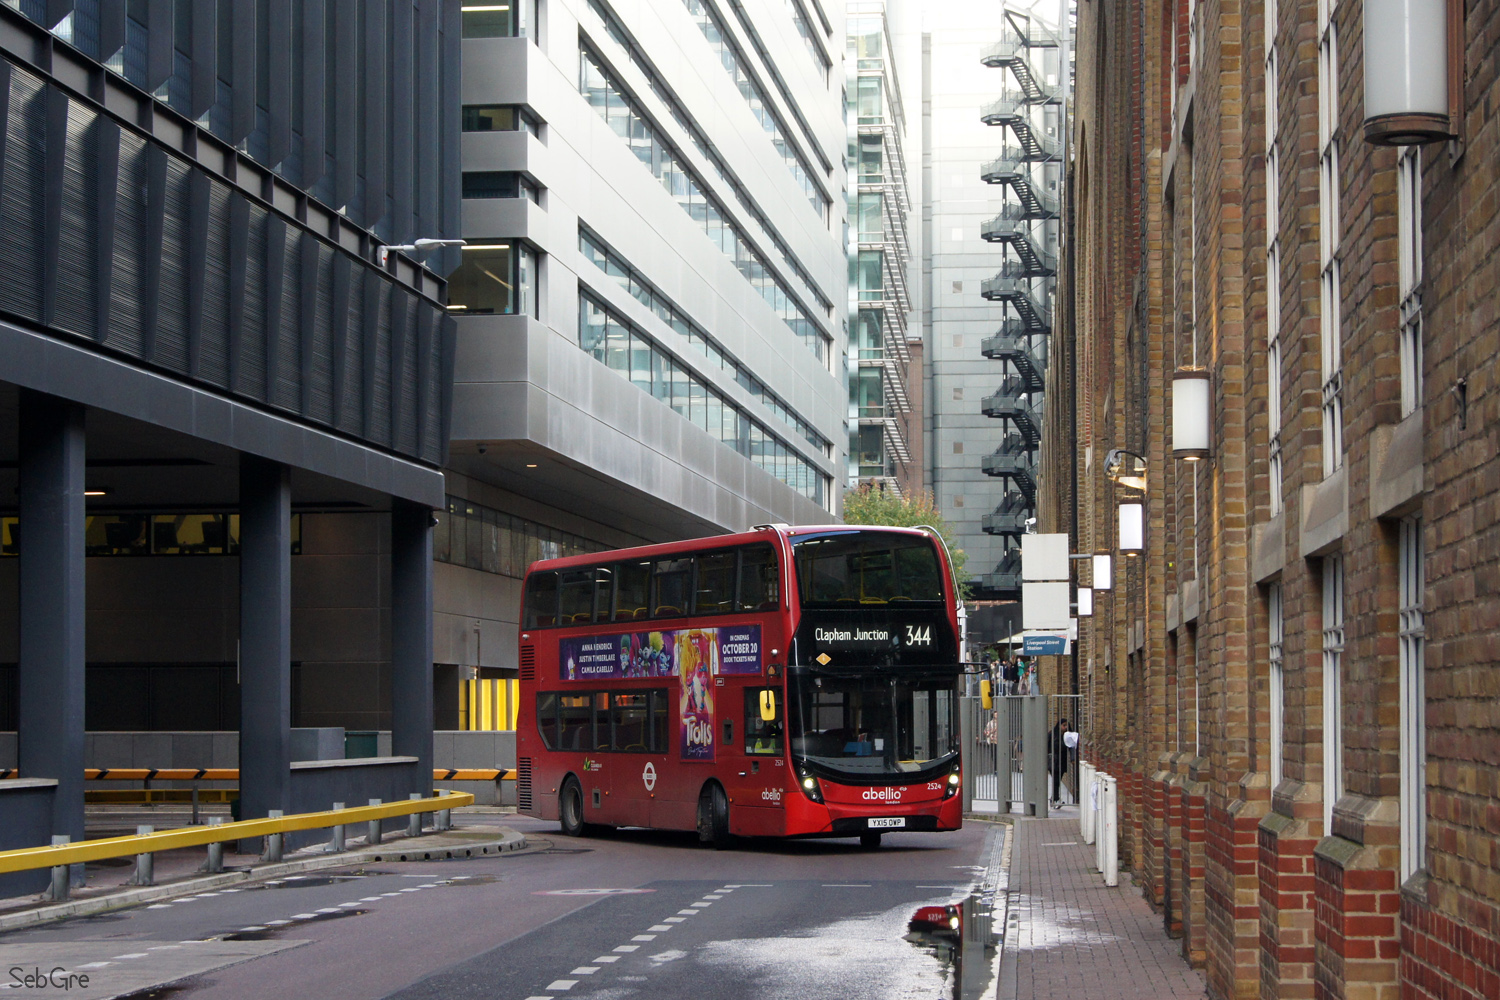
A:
[1049, 717, 1072, 807]
[1003, 656, 1020, 695]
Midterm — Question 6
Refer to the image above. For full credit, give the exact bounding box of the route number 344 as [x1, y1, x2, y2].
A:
[904, 624, 932, 646]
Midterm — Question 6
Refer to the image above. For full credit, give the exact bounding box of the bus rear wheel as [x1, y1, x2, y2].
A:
[698, 783, 731, 850]
[559, 778, 587, 837]
[860, 832, 882, 849]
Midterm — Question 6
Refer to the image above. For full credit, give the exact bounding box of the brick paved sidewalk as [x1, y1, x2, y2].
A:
[1001, 812, 1207, 1000]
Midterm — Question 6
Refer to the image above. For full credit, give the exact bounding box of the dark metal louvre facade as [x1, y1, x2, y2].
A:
[0, 0, 460, 469]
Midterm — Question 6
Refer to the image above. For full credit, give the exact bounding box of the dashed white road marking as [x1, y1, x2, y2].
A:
[147, 904, 172, 910]
[75, 963, 110, 970]
[612, 944, 639, 953]
[592, 956, 620, 964]
[631, 934, 656, 942]
[337, 901, 362, 908]
[648, 924, 672, 932]
[315, 907, 342, 914]
[264, 919, 291, 926]
[689, 902, 711, 908]
[360, 896, 383, 902]
[664, 917, 686, 923]
[703, 894, 723, 899]
[239, 926, 266, 933]
[676, 909, 698, 916]
[111, 953, 150, 960]
[399, 887, 421, 892]
[147, 945, 183, 951]
[290, 913, 318, 920]
[570, 967, 599, 975]
[545, 980, 577, 991]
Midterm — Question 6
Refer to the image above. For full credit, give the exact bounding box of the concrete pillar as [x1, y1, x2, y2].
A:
[17, 391, 86, 868]
[391, 500, 434, 788]
[239, 454, 291, 848]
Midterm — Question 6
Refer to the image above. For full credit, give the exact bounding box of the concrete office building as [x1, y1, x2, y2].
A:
[441, 0, 848, 720]
[847, 0, 920, 497]
[0, 1, 461, 893]
[894, 2, 1066, 601]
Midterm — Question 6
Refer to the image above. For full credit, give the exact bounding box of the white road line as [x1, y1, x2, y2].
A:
[147, 945, 183, 951]
[291, 913, 318, 920]
[220, 888, 242, 893]
[703, 894, 723, 899]
[417, 883, 439, 888]
[147, 904, 172, 910]
[316, 907, 342, 914]
[592, 956, 621, 964]
[648, 924, 672, 931]
[337, 902, 362, 908]
[359, 896, 383, 902]
[631, 934, 657, 942]
[545, 980, 578, 990]
[74, 963, 110, 970]
[380, 892, 401, 897]
[111, 953, 150, 960]
[239, 927, 266, 933]
[663, 917, 686, 923]
[612, 945, 639, 953]
[264, 920, 291, 926]
[689, 902, 711, 908]
[570, 967, 599, 975]
[399, 888, 421, 892]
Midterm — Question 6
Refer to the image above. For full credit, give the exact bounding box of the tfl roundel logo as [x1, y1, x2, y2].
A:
[642, 761, 657, 791]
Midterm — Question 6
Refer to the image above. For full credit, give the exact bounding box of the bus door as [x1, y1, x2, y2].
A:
[603, 691, 652, 828]
[730, 684, 788, 836]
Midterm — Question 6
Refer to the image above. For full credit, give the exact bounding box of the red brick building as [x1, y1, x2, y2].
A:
[1050, 2, 1500, 998]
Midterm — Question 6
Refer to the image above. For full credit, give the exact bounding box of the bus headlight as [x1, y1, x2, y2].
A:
[798, 772, 823, 803]
[943, 769, 961, 799]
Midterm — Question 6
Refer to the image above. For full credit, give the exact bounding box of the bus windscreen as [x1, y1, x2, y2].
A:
[788, 673, 958, 777]
[792, 532, 944, 606]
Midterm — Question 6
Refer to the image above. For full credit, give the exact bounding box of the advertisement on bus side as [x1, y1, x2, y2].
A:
[558, 625, 761, 682]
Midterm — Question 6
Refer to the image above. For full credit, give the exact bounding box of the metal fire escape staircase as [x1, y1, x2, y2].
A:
[982, 491, 1034, 537]
[980, 205, 1058, 277]
[980, 148, 1060, 218]
[981, 321, 1047, 393]
[982, 434, 1038, 502]
[980, 262, 1053, 335]
[982, 546, 1023, 595]
[980, 98, 1061, 162]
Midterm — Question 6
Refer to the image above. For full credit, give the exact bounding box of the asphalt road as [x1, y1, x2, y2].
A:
[0, 814, 1005, 1000]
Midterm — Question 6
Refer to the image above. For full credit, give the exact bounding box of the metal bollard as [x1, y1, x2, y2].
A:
[329, 802, 346, 853]
[437, 808, 452, 832]
[204, 817, 225, 873]
[131, 826, 155, 886]
[407, 793, 423, 837]
[1102, 775, 1119, 887]
[262, 810, 284, 863]
[47, 835, 70, 902]
[367, 799, 383, 846]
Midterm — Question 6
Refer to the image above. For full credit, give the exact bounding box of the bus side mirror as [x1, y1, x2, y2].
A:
[980, 680, 993, 710]
[760, 690, 777, 722]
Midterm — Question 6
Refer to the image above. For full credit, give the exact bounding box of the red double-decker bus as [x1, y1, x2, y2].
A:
[515, 524, 964, 848]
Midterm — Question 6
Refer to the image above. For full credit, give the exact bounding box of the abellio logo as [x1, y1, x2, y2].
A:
[862, 787, 902, 802]
[761, 788, 782, 803]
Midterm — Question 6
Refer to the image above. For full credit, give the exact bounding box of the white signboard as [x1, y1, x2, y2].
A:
[1022, 581, 1071, 630]
[1022, 533, 1070, 581]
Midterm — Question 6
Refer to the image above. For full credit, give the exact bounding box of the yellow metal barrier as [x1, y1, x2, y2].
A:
[2, 768, 514, 782]
[0, 789, 473, 875]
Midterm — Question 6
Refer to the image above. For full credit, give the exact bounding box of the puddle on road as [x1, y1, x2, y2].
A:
[431, 874, 500, 887]
[246, 872, 391, 890]
[903, 895, 1000, 1000]
[220, 908, 370, 940]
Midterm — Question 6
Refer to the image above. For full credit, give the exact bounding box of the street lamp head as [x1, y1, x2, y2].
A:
[1104, 448, 1148, 491]
[375, 238, 468, 267]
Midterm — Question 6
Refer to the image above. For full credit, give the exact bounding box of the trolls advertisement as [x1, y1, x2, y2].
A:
[558, 626, 762, 762]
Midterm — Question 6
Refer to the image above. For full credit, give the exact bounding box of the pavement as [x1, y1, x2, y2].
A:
[998, 806, 1208, 1000]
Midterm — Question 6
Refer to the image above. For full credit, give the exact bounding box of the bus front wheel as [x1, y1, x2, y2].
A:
[559, 778, 587, 837]
[698, 783, 731, 850]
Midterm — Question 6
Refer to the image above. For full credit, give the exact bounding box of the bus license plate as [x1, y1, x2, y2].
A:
[868, 817, 905, 829]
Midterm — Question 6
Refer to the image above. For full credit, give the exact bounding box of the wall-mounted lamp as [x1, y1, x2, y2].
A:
[1093, 553, 1113, 591]
[1104, 448, 1147, 491]
[1119, 503, 1144, 556]
[1076, 587, 1094, 617]
[1171, 368, 1211, 461]
[1363, 0, 1453, 145]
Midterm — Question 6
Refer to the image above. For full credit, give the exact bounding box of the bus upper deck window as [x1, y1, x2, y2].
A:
[559, 569, 595, 624]
[737, 544, 779, 611]
[523, 571, 559, 627]
[616, 561, 650, 622]
[652, 557, 692, 617]
[695, 551, 736, 614]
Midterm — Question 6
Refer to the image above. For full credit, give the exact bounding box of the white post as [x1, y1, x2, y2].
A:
[1094, 773, 1107, 874]
[1103, 775, 1119, 887]
[1080, 762, 1096, 843]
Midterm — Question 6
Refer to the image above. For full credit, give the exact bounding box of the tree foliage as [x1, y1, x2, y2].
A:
[842, 484, 971, 600]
